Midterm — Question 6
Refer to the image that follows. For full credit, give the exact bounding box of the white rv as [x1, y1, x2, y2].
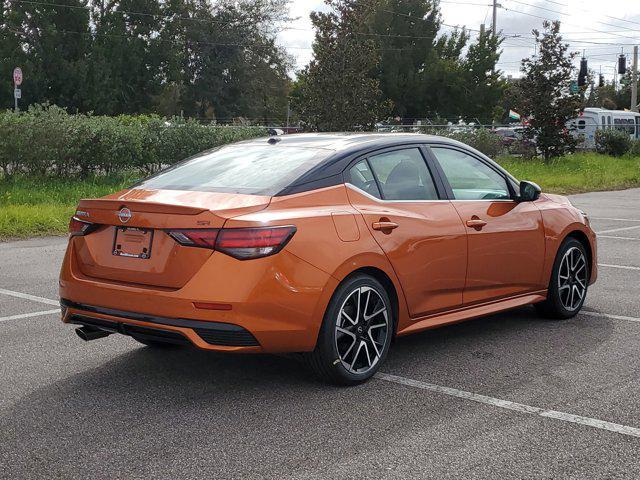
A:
[569, 108, 640, 149]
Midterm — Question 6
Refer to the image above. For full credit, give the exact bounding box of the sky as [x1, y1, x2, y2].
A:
[276, 0, 640, 82]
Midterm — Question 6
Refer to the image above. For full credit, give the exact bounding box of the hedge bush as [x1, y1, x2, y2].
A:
[0, 105, 266, 177]
[595, 129, 632, 157]
[629, 139, 640, 157]
[419, 127, 506, 158]
[444, 128, 505, 158]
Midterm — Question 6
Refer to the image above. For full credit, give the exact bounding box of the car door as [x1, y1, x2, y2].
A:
[345, 146, 467, 318]
[429, 145, 545, 305]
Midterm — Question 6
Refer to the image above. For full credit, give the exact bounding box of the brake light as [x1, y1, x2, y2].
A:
[166, 226, 296, 260]
[68, 217, 98, 237]
[216, 226, 296, 260]
[168, 229, 219, 249]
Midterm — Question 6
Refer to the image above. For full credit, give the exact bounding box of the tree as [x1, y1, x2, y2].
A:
[369, 0, 439, 119]
[0, 0, 292, 120]
[294, 0, 391, 131]
[365, 0, 503, 124]
[461, 26, 505, 124]
[86, 0, 165, 115]
[157, 0, 291, 122]
[0, 0, 91, 111]
[516, 21, 582, 160]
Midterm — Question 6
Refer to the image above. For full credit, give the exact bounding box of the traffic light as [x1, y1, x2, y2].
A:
[578, 57, 588, 87]
[599, 74, 605, 87]
[618, 54, 627, 75]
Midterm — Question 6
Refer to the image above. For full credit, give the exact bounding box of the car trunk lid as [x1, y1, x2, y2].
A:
[72, 188, 271, 288]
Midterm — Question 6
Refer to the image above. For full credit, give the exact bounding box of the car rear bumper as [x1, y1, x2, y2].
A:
[61, 299, 262, 351]
[59, 240, 339, 353]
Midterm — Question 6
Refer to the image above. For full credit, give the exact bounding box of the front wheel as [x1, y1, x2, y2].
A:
[304, 274, 394, 385]
[535, 238, 589, 319]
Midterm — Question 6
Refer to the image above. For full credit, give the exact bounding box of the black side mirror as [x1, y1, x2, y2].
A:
[519, 180, 541, 202]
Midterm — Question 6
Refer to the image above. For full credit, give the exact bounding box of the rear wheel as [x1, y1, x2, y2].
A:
[535, 238, 589, 319]
[304, 274, 393, 385]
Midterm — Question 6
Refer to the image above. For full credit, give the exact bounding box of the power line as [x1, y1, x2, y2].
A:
[506, 0, 639, 34]
[501, 2, 640, 43]
[538, 0, 640, 29]
[6, 27, 449, 53]
[4, 0, 516, 44]
[8, 0, 267, 28]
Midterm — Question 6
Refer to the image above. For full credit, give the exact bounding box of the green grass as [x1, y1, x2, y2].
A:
[496, 152, 640, 195]
[0, 174, 136, 240]
[1, 152, 640, 239]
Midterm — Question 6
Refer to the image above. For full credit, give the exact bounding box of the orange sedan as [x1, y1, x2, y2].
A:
[59, 134, 597, 384]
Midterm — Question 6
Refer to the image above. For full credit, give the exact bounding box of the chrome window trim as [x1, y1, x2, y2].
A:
[344, 183, 516, 204]
[345, 183, 450, 203]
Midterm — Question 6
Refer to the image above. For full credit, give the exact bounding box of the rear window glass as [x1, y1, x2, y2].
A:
[135, 145, 332, 195]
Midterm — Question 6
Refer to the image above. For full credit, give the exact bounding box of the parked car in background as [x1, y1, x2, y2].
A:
[494, 127, 519, 147]
[494, 126, 537, 155]
[60, 134, 597, 385]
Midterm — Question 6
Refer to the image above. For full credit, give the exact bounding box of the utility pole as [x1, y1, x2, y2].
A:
[492, 0, 498, 37]
[632, 45, 638, 113]
[286, 100, 290, 129]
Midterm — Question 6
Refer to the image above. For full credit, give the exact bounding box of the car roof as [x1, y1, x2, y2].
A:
[240, 133, 515, 197]
[237, 132, 472, 152]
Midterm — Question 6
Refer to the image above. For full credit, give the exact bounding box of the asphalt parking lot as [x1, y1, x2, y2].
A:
[1, 188, 640, 479]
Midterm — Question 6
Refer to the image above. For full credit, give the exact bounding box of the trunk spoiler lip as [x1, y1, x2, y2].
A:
[76, 198, 207, 215]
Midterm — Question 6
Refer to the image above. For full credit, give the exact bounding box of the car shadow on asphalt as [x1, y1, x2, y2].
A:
[385, 305, 615, 390]
[5, 304, 616, 401]
[0, 305, 617, 477]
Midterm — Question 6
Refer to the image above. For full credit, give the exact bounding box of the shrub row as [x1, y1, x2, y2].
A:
[595, 128, 640, 157]
[0, 105, 266, 177]
[437, 128, 506, 158]
[412, 126, 507, 158]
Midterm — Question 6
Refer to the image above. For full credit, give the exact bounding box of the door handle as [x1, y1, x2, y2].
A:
[466, 218, 487, 229]
[372, 221, 399, 231]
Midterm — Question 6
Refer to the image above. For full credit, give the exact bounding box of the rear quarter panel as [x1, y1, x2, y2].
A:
[225, 184, 412, 332]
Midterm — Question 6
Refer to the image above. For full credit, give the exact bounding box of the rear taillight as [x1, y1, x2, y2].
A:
[166, 226, 296, 260]
[216, 226, 296, 260]
[69, 217, 98, 237]
[168, 229, 219, 249]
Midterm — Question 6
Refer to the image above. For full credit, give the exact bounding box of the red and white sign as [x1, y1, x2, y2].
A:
[13, 67, 22, 86]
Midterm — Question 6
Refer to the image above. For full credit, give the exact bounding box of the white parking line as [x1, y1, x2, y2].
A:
[591, 217, 640, 222]
[581, 310, 640, 323]
[1, 285, 638, 438]
[376, 373, 640, 438]
[598, 263, 640, 271]
[596, 225, 640, 234]
[0, 287, 59, 306]
[598, 235, 640, 241]
[0, 309, 60, 323]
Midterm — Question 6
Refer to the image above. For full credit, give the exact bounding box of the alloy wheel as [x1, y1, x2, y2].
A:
[335, 286, 390, 374]
[558, 246, 588, 311]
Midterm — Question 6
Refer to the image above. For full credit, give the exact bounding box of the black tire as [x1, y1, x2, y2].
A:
[304, 274, 394, 386]
[535, 238, 589, 319]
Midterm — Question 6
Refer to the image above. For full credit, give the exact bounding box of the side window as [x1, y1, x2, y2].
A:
[431, 148, 511, 200]
[348, 160, 381, 199]
[367, 148, 439, 201]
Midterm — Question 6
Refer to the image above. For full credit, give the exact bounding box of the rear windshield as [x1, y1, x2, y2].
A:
[135, 145, 333, 195]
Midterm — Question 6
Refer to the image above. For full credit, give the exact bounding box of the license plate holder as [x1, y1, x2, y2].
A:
[112, 227, 154, 259]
